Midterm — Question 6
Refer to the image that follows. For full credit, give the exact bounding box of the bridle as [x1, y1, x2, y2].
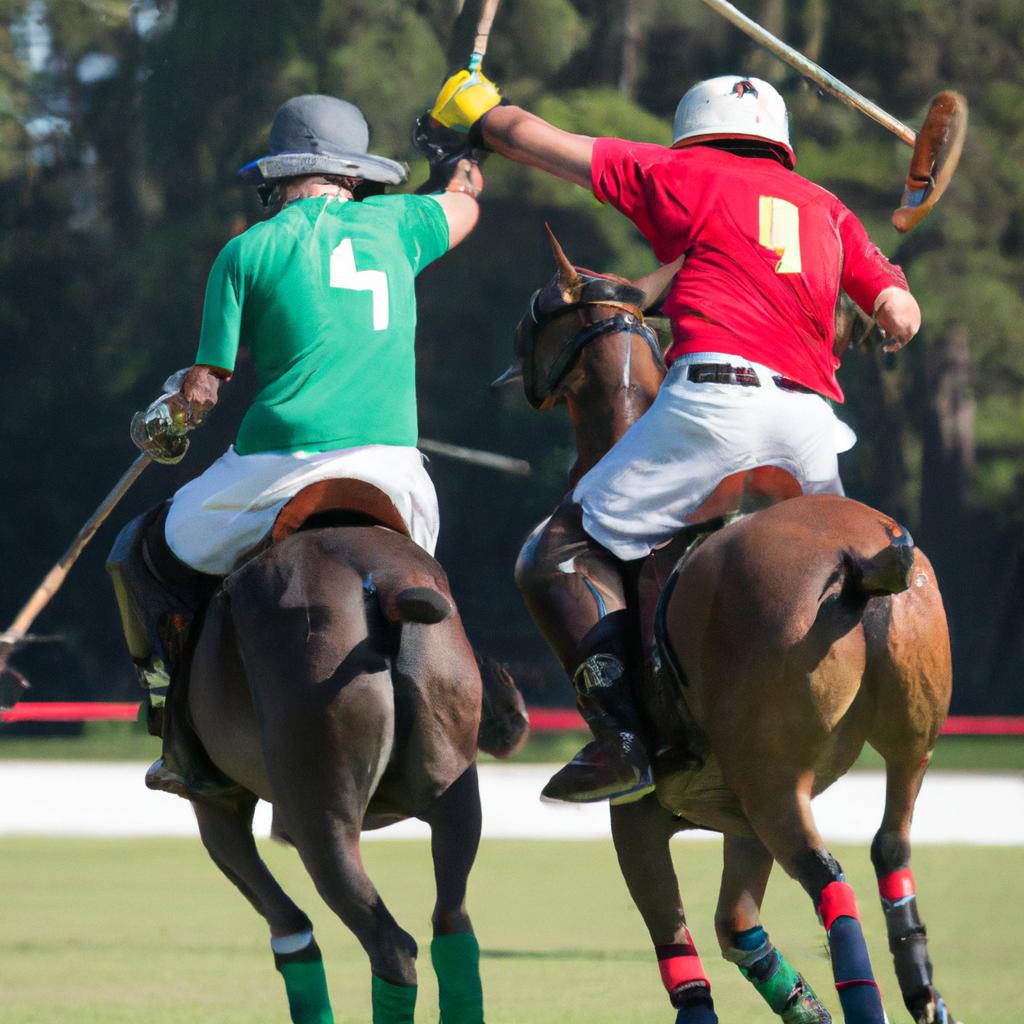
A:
[517, 286, 665, 410]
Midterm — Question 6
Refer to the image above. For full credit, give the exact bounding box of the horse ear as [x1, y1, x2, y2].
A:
[545, 223, 582, 302]
[633, 254, 685, 311]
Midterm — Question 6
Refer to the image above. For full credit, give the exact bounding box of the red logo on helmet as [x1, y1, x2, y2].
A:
[732, 80, 759, 99]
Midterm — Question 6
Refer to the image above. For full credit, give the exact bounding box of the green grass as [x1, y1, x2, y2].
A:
[0, 837, 1018, 1023]
[8, 719, 1022, 772]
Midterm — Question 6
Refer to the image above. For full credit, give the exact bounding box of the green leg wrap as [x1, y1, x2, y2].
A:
[740, 950, 801, 1013]
[371, 975, 417, 1024]
[275, 952, 333, 1024]
[431, 933, 484, 1024]
[731, 941, 829, 1023]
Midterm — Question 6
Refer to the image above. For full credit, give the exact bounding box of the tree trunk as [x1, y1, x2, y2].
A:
[919, 324, 976, 703]
[920, 323, 975, 549]
[616, 0, 648, 99]
[864, 347, 912, 525]
[801, 0, 826, 62]
[747, 0, 786, 76]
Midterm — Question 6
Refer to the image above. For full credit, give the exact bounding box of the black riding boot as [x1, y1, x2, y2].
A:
[542, 649, 654, 804]
[107, 505, 233, 801]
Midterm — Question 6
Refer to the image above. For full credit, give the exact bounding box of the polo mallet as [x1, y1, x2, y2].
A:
[0, 453, 152, 709]
[468, 0, 502, 71]
[0, 368, 195, 709]
[414, 0, 504, 193]
[700, 0, 967, 232]
[419, 437, 530, 476]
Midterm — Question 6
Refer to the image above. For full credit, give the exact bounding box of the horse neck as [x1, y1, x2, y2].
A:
[563, 330, 663, 487]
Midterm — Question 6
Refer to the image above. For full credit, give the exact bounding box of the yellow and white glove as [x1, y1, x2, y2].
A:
[430, 68, 503, 135]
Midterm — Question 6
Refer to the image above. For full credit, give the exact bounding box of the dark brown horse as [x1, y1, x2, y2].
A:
[161, 485, 527, 1024]
[501, 231, 956, 1024]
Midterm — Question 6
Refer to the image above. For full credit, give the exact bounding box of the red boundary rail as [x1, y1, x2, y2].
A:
[2, 702, 1024, 735]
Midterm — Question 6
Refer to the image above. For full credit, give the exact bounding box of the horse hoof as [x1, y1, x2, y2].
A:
[395, 587, 452, 624]
[911, 986, 957, 1024]
[782, 976, 832, 1024]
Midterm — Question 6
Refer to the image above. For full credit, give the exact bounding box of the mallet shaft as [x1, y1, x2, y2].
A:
[469, 0, 502, 68]
[0, 453, 151, 652]
[419, 436, 530, 476]
[701, 0, 917, 147]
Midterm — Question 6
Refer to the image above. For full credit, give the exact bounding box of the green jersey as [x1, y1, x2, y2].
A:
[195, 193, 449, 455]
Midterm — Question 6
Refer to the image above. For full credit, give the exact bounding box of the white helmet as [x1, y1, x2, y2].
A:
[672, 75, 795, 168]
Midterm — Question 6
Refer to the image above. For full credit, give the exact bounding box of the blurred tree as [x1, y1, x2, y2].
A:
[0, 0, 1020, 714]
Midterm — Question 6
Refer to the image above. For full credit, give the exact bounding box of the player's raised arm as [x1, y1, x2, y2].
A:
[428, 70, 595, 189]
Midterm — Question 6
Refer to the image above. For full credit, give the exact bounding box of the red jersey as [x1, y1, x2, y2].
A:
[590, 139, 909, 401]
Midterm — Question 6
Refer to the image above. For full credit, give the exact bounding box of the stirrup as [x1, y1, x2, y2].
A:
[541, 734, 654, 804]
[144, 757, 245, 805]
[144, 757, 196, 800]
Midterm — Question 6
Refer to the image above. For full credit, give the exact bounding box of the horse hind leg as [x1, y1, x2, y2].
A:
[192, 797, 333, 1024]
[716, 835, 831, 1023]
[258, 689, 421, 1022]
[740, 771, 888, 1024]
[422, 763, 485, 1024]
[228, 564, 420, 1021]
[609, 796, 719, 1023]
[870, 758, 958, 1024]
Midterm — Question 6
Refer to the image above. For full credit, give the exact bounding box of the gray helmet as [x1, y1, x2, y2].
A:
[237, 94, 408, 186]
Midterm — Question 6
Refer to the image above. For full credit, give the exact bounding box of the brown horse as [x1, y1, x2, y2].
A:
[500, 231, 956, 1024]
[130, 487, 528, 1024]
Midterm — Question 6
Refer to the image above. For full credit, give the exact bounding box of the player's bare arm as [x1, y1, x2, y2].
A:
[429, 70, 593, 189]
[481, 107, 594, 190]
[434, 158, 484, 248]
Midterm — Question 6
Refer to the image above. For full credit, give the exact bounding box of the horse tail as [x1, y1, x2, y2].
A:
[477, 652, 530, 759]
[842, 522, 916, 598]
[370, 570, 454, 625]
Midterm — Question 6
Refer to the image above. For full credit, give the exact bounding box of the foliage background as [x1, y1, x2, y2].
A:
[1, 0, 1021, 715]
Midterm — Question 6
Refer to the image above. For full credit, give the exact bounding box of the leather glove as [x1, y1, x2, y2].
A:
[412, 111, 486, 194]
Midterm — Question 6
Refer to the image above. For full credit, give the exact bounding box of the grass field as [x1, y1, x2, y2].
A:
[2, 720, 1023, 771]
[0, 836, 1019, 1024]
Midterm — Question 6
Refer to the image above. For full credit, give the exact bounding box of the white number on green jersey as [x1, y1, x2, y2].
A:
[329, 239, 389, 330]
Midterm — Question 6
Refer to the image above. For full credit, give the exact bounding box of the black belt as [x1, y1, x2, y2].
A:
[686, 362, 816, 394]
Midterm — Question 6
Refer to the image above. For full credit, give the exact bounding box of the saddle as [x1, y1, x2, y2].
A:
[271, 478, 410, 543]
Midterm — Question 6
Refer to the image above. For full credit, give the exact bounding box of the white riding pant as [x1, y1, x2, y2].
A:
[165, 444, 439, 575]
[573, 352, 856, 561]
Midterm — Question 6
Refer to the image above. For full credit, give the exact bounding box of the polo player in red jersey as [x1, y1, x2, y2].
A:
[424, 71, 921, 805]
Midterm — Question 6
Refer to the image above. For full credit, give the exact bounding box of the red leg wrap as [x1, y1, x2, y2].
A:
[817, 880, 861, 932]
[656, 941, 711, 994]
[878, 867, 916, 901]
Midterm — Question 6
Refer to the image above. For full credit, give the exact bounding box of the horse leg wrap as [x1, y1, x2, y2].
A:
[725, 927, 829, 1022]
[656, 938, 718, 1023]
[815, 888, 885, 1024]
[793, 851, 885, 1024]
[431, 933, 484, 1024]
[273, 934, 333, 1024]
[371, 975, 418, 1024]
[877, 868, 942, 1019]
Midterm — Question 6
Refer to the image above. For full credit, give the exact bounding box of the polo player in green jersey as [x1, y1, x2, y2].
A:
[107, 94, 483, 799]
